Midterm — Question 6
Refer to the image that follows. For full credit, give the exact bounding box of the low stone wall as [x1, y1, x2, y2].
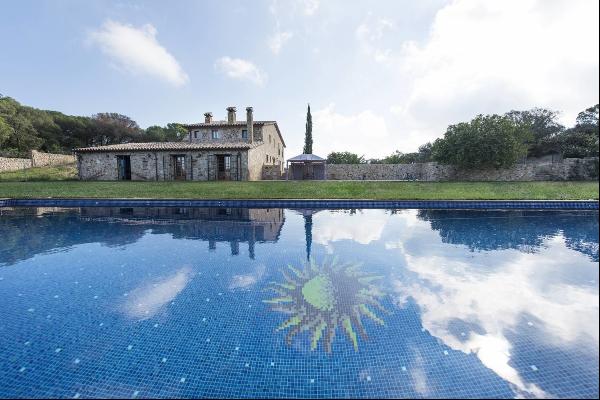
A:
[0, 157, 32, 173]
[262, 164, 284, 180]
[326, 158, 599, 181]
[0, 151, 75, 173]
[31, 150, 75, 167]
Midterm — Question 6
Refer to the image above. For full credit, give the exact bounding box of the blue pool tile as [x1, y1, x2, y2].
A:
[0, 206, 597, 398]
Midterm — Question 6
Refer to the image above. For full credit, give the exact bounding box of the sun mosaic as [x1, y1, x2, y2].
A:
[263, 258, 389, 353]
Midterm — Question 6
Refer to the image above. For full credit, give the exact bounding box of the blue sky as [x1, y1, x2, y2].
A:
[1, 0, 598, 158]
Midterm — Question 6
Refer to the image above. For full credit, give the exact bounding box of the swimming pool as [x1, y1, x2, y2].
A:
[0, 206, 598, 398]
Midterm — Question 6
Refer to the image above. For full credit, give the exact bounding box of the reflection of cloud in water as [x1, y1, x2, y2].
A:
[229, 264, 266, 290]
[122, 266, 193, 320]
[392, 230, 598, 398]
[410, 350, 429, 396]
[312, 210, 390, 251]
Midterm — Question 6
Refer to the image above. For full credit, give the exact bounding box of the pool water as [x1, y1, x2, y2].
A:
[0, 207, 598, 399]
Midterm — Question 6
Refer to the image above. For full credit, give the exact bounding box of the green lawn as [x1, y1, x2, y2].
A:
[0, 180, 597, 200]
[0, 164, 78, 182]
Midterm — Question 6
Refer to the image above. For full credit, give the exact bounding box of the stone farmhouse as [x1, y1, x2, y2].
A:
[75, 107, 285, 181]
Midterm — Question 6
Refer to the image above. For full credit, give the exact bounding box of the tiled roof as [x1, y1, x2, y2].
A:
[74, 141, 254, 153]
[182, 121, 286, 147]
[288, 153, 326, 162]
[182, 121, 276, 128]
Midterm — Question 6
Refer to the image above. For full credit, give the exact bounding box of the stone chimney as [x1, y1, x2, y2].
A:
[204, 112, 213, 123]
[226, 106, 237, 124]
[246, 107, 254, 144]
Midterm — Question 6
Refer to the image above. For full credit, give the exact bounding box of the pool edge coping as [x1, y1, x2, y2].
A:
[1, 198, 598, 210]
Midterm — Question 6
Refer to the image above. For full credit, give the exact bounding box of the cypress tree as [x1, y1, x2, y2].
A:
[303, 103, 312, 154]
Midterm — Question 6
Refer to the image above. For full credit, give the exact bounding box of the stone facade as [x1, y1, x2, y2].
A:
[78, 150, 250, 181]
[247, 124, 284, 180]
[326, 158, 599, 181]
[0, 151, 75, 173]
[76, 107, 285, 181]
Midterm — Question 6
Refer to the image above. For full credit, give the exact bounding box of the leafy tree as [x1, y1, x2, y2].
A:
[51, 113, 95, 149]
[381, 151, 418, 164]
[144, 125, 167, 142]
[303, 104, 312, 154]
[164, 123, 187, 141]
[90, 113, 142, 146]
[553, 131, 598, 158]
[143, 123, 187, 142]
[326, 151, 365, 164]
[373, 143, 433, 164]
[0, 116, 10, 147]
[551, 104, 599, 158]
[417, 142, 433, 161]
[0, 94, 196, 156]
[575, 103, 599, 131]
[505, 108, 565, 157]
[0, 96, 43, 156]
[432, 114, 531, 169]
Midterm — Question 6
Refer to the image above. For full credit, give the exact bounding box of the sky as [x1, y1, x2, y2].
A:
[0, 0, 598, 158]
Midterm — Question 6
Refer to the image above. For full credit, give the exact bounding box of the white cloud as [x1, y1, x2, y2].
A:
[312, 210, 390, 252]
[229, 265, 266, 290]
[272, 0, 319, 16]
[88, 20, 189, 87]
[268, 31, 294, 54]
[121, 266, 193, 320]
[390, 0, 600, 148]
[312, 104, 391, 158]
[299, 0, 319, 15]
[356, 17, 394, 64]
[389, 221, 598, 398]
[214, 57, 267, 86]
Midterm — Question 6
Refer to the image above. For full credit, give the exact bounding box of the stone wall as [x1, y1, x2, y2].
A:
[262, 165, 284, 180]
[0, 157, 32, 173]
[31, 150, 76, 167]
[326, 158, 599, 181]
[0, 151, 75, 173]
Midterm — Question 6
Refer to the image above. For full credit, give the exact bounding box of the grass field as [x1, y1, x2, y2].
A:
[0, 179, 597, 200]
[0, 164, 597, 200]
[0, 164, 77, 182]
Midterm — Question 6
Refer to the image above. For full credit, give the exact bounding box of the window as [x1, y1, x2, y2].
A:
[193, 130, 199, 139]
[212, 130, 220, 139]
[241, 129, 248, 139]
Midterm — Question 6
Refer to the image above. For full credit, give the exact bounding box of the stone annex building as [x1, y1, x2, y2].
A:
[75, 107, 285, 181]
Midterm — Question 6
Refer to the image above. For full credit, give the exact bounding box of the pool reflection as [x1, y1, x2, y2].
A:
[0, 207, 597, 398]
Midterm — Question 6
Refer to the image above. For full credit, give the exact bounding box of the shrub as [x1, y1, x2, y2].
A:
[432, 114, 531, 169]
[326, 152, 365, 164]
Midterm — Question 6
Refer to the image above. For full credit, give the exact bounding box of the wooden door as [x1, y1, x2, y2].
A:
[217, 155, 231, 180]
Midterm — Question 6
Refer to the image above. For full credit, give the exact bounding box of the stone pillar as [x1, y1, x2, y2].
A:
[227, 107, 237, 124]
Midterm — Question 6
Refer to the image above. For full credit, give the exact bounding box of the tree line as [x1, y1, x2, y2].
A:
[327, 104, 599, 169]
[0, 95, 187, 157]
